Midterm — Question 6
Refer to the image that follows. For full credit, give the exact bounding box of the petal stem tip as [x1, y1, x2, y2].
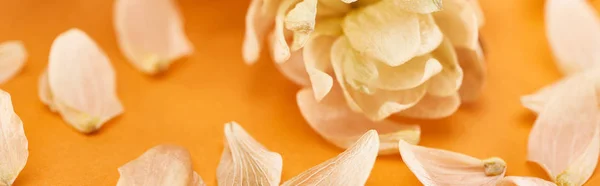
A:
[482, 157, 506, 176]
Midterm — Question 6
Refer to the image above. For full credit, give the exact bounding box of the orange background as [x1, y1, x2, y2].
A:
[0, 0, 599, 185]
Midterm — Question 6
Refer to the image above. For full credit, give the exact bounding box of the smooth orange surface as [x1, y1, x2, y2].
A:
[1, 0, 599, 185]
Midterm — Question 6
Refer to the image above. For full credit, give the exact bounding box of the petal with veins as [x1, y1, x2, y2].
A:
[243, 0, 282, 64]
[456, 44, 486, 102]
[497, 176, 556, 186]
[47, 28, 123, 133]
[116, 145, 202, 186]
[285, 0, 317, 51]
[217, 122, 283, 186]
[297, 87, 420, 154]
[428, 38, 464, 97]
[397, 93, 460, 119]
[545, 0, 600, 75]
[343, 0, 420, 66]
[304, 35, 337, 101]
[399, 141, 506, 186]
[114, 0, 193, 74]
[0, 90, 28, 186]
[433, 0, 479, 50]
[282, 130, 379, 185]
[0, 41, 27, 84]
[528, 76, 600, 185]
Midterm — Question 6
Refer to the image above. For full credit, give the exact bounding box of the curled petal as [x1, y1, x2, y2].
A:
[545, 0, 600, 74]
[272, 0, 302, 63]
[285, 0, 317, 51]
[243, 0, 281, 64]
[117, 145, 201, 186]
[528, 77, 600, 185]
[276, 49, 311, 86]
[304, 35, 337, 101]
[0, 90, 28, 185]
[114, 0, 193, 74]
[0, 41, 27, 84]
[316, 0, 350, 17]
[343, 0, 420, 66]
[372, 55, 442, 91]
[456, 45, 486, 102]
[416, 14, 444, 56]
[282, 130, 379, 185]
[297, 87, 420, 154]
[399, 141, 506, 185]
[497, 176, 556, 186]
[390, 0, 442, 14]
[397, 93, 460, 119]
[433, 0, 479, 50]
[331, 37, 426, 121]
[217, 122, 283, 186]
[46, 28, 123, 133]
[428, 38, 464, 97]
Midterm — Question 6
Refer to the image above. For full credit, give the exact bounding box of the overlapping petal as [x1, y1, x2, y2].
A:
[243, 0, 282, 64]
[427, 38, 464, 97]
[433, 0, 479, 50]
[285, 0, 317, 51]
[0, 90, 28, 186]
[455, 45, 486, 102]
[397, 93, 460, 119]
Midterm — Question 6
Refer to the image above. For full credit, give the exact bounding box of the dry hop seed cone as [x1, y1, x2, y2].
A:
[0, 41, 27, 84]
[0, 90, 28, 186]
[114, 0, 193, 74]
[39, 28, 123, 134]
[399, 141, 506, 185]
[117, 145, 205, 186]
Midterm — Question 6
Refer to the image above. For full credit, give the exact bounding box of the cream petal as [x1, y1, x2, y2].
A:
[297, 87, 420, 155]
[282, 130, 379, 185]
[397, 93, 460, 119]
[427, 38, 464, 97]
[243, 0, 281, 64]
[372, 55, 442, 91]
[527, 77, 600, 185]
[545, 0, 600, 75]
[47, 28, 123, 133]
[399, 141, 506, 185]
[304, 35, 336, 101]
[343, 0, 421, 66]
[433, 0, 479, 50]
[0, 41, 27, 84]
[38, 70, 56, 112]
[285, 0, 317, 51]
[468, 0, 485, 28]
[497, 176, 556, 186]
[276, 49, 311, 86]
[217, 122, 283, 186]
[456, 44, 485, 102]
[389, 0, 442, 14]
[331, 37, 427, 121]
[114, 0, 193, 74]
[272, 0, 302, 63]
[0, 90, 28, 186]
[191, 172, 206, 186]
[416, 14, 444, 56]
[116, 145, 199, 186]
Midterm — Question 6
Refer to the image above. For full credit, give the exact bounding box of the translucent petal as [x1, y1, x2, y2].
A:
[217, 122, 283, 186]
[399, 141, 506, 185]
[114, 0, 193, 74]
[497, 176, 556, 186]
[38, 70, 56, 112]
[331, 37, 427, 121]
[456, 44, 486, 102]
[397, 93, 460, 119]
[303, 35, 337, 101]
[297, 87, 420, 155]
[285, 0, 317, 51]
[427, 38, 464, 97]
[46, 28, 123, 133]
[433, 0, 479, 49]
[545, 0, 600, 75]
[0, 90, 28, 186]
[116, 145, 200, 186]
[527, 77, 600, 185]
[343, 0, 420, 66]
[243, 0, 282, 64]
[282, 130, 379, 185]
[389, 0, 442, 14]
[276, 49, 310, 86]
[0, 41, 27, 84]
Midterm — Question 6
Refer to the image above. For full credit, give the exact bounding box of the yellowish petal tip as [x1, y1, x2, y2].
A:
[483, 157, 506, 176]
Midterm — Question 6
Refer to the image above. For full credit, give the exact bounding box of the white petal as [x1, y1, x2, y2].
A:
[427, 38, 464, 97]
[0, 90, 28, 186]
[0, 41, 27, 84]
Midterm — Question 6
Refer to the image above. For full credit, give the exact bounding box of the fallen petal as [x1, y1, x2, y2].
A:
[427, 38, 464, 97]
[0, 41, 27, 84]
[455, 45, 486, 102]
[282, 130, 379, 185]
[545, 0, 600, 74]
[297, 87, 420, 154]
[0, 90, 28, 186]
[217, 122, 283, 186]
[285, 0, 317, 51]
[116, 145, 200, 186]
[397, 93, 460, 119]
[527, 77, 600, 185]
[497, 176, 556, 186]
[46, 28, 123, 133]
[243, 0, 282, 64]
[38, 70, 56, 112]
[399, 141, 506, 185]
[114, 0, 193, 74]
